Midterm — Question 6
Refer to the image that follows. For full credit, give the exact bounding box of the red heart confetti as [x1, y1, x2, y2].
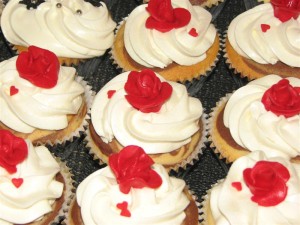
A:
[12, 178, 24, 188]
[10, 86, 19, 96]
[107, 90, 116, 99]
[231, 182, 242, 191]
[261, 24, 271, 33]
[116, 201, 131, 217]
[188, 28, 198, 37]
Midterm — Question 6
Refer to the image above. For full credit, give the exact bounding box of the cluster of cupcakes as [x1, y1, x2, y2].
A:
[0, 0, 300, 224]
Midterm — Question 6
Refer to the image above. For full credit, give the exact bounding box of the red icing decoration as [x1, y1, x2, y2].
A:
[271, 0, 300, 22]
[261, 79, 300, 118]
[16, 46, 59, 89]
[124, 69, 172, 113]
[109, 145, 162, 194]
[261, 24, 271, 32]
[10, 86, 19, 96]
[12, 178, 23, 188]
[188, 28, 199, 37]
[243, 161, 290, 207]
[231, 182, 242, 191]
[107, 90, 116, 99]
[145, 0, 191, 32]
[0, 130, 28, 174]
[116, 201, 131, 217]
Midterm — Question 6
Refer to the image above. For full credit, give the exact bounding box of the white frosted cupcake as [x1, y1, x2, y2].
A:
[87, 69, 207, 171]
[201, 151, 300, 225]
[0, 46, 93, 145]
[209, 75, 300, 163]
[1, 0, 116, 65]
[66, 145, 199, 225]
[111, 0, 220, 82]
[0, 129, 73, 224]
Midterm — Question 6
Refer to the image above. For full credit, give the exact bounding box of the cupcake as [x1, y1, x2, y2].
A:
[142, 0, 224, 8]
[0, 129, 73, 224]
[201, 151, 300, 225]
[66, 145, 199, 225]
[209, 75, 300, 163]
[111, 0, 220, 82]
[0, 46, 92, 145]
[87, 69, 206, 170]
[225, 0, 300, 80]
[0, 0, 116, 65]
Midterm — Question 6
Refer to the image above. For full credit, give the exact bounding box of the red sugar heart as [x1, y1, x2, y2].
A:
[261, 24, 271, 33]
[188, 28, 198, 37]
[12, 178, 23, 188]
[10, 86, 19, 96]
[231, 182, 242, 191]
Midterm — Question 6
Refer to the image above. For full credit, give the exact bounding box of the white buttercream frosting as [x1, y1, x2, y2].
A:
[0, 56, 85, 133]
[76, 164, 190, 225]
[223, 75, 300, 159]
[210, 151, 300, 225]
[0, 140, 63, 225]
[227, 3, 300, 67]
[124, 0, 217, 68]
[1, 0, 116, 58]
[91, 71, 203, 154]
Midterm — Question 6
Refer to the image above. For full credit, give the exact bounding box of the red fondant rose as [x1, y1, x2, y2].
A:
[16, 46, 59, 89]
[145, 0, 191, 32]
[261, 79, 300, 118]
[271, 0, 300, 22]
[0, 130, 28, 174]
[243, 161, 290, 207]
[109, 145, 162, 194]
[124, 69, 172, 113]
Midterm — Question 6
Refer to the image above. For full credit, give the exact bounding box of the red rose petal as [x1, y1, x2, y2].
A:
[189, 28, 198, 37]
[231, 182, 242, 191]
[12, 178, 23, 188]
[10, 86, 19, 96]
[261, 24, 271, 32]
[107, 90, 116, 99]
[117, 201, 131, 217]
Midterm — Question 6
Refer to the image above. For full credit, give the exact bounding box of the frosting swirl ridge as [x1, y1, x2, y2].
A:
[1, 0, 116, 58]
[228, 3, 300, 67]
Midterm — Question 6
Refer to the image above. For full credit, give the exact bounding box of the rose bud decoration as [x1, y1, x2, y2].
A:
[124, 69, 173, 113]
[261, 78, 300, 118]
[271, 0, 300, 22]
[16, 45, 60, 89]
[109, 145, 162, 194]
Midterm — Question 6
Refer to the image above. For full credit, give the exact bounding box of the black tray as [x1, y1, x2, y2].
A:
[0, 0, 257, 223]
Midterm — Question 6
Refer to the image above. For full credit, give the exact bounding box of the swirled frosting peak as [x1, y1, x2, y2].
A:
[228, 3, 300, 67]
[223, 75, 300, 159]
[77, 146, 190, 225]
[0, 48, 85, 133]
[124, 0, 217, 68]
[1, 0, 116, 58]
[91, 70, 203, 154]
[0, 130, 63, 224]
[210, 151, 300, 225]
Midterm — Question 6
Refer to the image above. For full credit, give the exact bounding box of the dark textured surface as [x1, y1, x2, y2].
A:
[0, 0, 259, 223]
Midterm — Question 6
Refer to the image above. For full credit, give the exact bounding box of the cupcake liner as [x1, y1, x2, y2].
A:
[199, 180, 224, 225]
[51, 156, 75, 225]
[35, 76, 95, 146]
[85, 113, 209, 172]
[110, 17, 221, 83]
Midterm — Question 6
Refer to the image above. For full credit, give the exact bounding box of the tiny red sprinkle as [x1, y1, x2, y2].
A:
[188, 28, 198, 37]
[10, 86, 19, 96]
[107, 90, 116, 99]
[12, 178, 23, 188]
[261, 24, 271, 33]
[231, 182, 242, 191]
[116, 201, 131, 217]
